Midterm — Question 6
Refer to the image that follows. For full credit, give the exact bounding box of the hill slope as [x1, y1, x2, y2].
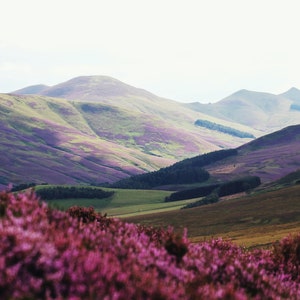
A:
[185, 89, 300, 131]
[112, 124, 300, 191]
[8, 76, 299, 188]
[126, 184, 300, 248]
[0, 93, 175, 187]
[13, 75, 260, 138]
[0, 88, 255, 188]
[13, 84, 49, 95]
[111, 125, 300, 189]
[280, 87, 300, 103]
[205, 124, 300, 184]
[1, 76, 261, 187]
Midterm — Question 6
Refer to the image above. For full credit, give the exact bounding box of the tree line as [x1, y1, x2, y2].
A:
[35, 186, 114, 200]
[110, 166, 210, 189]
[164, 176, 261, 209]
[110, 149, 238, 189]
[195, 119, 255, 138]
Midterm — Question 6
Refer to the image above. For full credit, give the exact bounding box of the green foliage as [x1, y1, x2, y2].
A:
[111, 149, 238, 189]
[217, 176, 261, 197]
[111, 166, 209, 189]
[35, 186, 114, 200]
[181, 176, 261, 209]
[195, 119, 255, 138]
[174, 148, 238, 169]
[11, 182, 37, 192]
[39, 188, 174, 216]
[165, 184, 220, 202]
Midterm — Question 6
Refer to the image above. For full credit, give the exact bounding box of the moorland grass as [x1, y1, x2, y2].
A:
[38, 183, 300, 248]
[125, 184, 300, 248]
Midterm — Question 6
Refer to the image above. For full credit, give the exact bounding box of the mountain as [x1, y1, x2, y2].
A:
[6, 76, 298, 188]
[37, 76, 158, 103]
[13, 84, 49, 95]
[10, 76, 259, 152]
[185, 89, 300, 131]
[109, 124, 300, 189]
[17, 76, 188, 115]
[0, 93, 175, 188]
[12, 76, 260, 134]
[280, 87, 300, 103]
[1, 77, 257, 188]
[205, 124, 300, 184]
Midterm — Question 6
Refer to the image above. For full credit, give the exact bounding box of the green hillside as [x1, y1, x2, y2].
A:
[37, 185, 180, 217]
[0, 93, 173, 187]
[1, 76, 260, 187]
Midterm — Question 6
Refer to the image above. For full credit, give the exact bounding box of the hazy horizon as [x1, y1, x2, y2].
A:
[1, 0, 300, 103]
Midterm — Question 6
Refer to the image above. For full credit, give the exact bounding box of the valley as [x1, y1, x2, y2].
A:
[1, 75, 300, 249]
[1, 76, 266, 188]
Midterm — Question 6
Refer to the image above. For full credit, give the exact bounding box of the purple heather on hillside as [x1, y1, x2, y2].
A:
[1, 190, 300, 299]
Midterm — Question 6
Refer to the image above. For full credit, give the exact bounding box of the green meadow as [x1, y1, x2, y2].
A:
[37, 182, 300, 248]
[42, 186, 197, 217]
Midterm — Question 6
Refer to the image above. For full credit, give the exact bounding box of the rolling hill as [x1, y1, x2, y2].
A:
[185, 88, 300, 131]
[5, 76, 299, 189]
[110, 124, 300, 190]
[205, 124, 300, 184]
[1, 77, 257, 188]
[13, 76, 261, 137]
[0, 93, 174, 188]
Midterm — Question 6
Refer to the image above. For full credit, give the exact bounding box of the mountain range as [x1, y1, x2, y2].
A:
[185, 87, 300, 131]
[0, 75, 299, 188]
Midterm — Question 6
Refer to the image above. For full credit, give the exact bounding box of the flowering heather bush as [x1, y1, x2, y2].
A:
[1, 190, 300, 299]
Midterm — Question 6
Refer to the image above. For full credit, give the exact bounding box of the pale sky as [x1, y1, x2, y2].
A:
[1, 0, 300, 103]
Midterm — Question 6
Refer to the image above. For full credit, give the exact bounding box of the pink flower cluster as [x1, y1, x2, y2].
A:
[0, 190, 300, 299]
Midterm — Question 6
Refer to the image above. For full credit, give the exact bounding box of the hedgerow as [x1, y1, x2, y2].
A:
[0, 190, 300, 299]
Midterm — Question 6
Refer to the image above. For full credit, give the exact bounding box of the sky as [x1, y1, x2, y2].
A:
[1, 0, 300, 103]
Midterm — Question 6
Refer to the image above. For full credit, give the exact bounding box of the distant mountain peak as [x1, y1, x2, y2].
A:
[286, 87, 300, 93]
[280, 87, 300, 103]
[12, 75, 160, 102]
[62, 75, 123, 85]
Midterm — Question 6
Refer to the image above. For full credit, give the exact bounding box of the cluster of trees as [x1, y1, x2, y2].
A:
[111, 149, 238, 189]
[217, 176, 261, 197]
[173, 148, 238, 169]
[111, 166, 209, 189]
[195, 119, 255, 138]
[11, 182, 49, 192]
[11, 182, 37, 192]
[290, 103, 300, 111]
[165, 176, 261, 209]
[36, 186, 114, 200]
[165, 184, 220, 202]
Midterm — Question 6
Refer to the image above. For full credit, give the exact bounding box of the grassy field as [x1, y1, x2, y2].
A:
[44, 187, 196, 217]
[124, 184, 300, 248]
[41, 183, 300, 248]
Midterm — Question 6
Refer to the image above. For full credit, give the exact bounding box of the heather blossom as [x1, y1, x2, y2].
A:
[0, 190, 300, 299]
